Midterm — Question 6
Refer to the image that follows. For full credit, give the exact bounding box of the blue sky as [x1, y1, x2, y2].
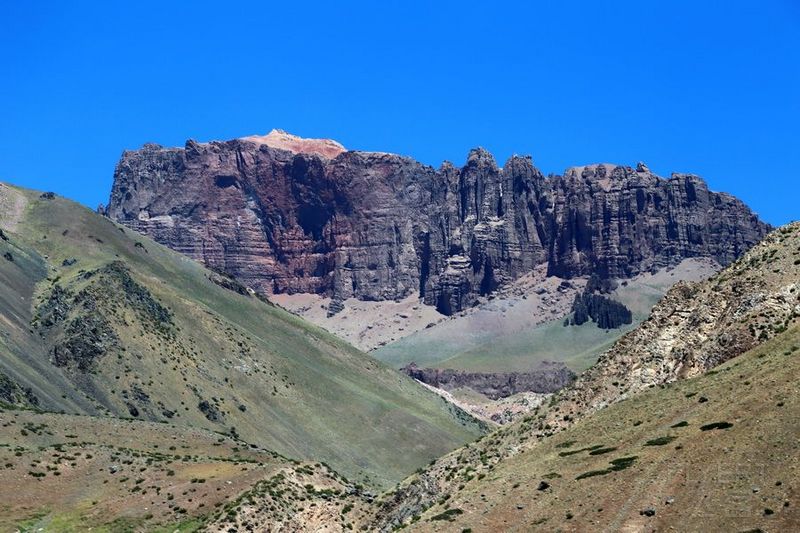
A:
[1, 1, 798, 224]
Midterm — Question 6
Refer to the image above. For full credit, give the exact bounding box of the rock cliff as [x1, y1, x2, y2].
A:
[107, 131, 769, 315]
[401, 361, 575, 399]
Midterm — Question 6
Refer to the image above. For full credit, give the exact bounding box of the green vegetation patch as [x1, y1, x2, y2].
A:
[558, 444, 605, 457]
[430, 508, 464, 522]
[588, 446, 617, 455]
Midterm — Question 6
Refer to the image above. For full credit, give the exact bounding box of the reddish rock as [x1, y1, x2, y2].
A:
[108, 133, 770, 315]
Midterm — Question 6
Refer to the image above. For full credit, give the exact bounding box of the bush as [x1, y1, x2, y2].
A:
[588, 447, 617, 455]
[576, 456, 638, 480]
[700, 422, 733, 431]
[576, 469, 608, 480]
[644, 436, 677, 446]
[431, 508, 463, 521]
[558, 444, 605, 457]
[608, 456, 638, 470]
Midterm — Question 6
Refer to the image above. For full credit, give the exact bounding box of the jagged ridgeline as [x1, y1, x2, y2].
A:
[106, 133, 769, 315]
[0, 184, 485, 489]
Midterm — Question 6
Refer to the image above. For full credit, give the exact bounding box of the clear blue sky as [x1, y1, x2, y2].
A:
[1, 1, 798, 224]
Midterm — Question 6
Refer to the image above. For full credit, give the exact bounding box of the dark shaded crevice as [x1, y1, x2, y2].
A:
[436, 292, 452, 315]
[479, 258, 496, 296]
[417, 232, 431, 297]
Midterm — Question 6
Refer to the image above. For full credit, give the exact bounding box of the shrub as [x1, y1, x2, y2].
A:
[644, 436, 676, 446]
[608, 456, 638, 470]
[576, 456, 638, 480]
[700, 422, 733, 431]
[576, 469, 608, 480]
[431, 508, 463, 521]
[588, 447, 617, 455]
[558, 444, 605, 457]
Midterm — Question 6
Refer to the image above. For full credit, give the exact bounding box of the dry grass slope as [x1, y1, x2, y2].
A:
[407, 323, 800, 532]
[0, 408, 369, 531]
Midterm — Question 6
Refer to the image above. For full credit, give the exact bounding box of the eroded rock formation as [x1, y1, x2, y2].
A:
[108, 131, 769, 315]
[401, 361, 575, 399]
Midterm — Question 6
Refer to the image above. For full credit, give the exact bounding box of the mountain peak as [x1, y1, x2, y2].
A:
[240, 129, 347, 159]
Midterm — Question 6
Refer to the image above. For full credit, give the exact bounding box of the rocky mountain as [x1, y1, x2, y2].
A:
[5, 189, 794, 531]
[365, 222, 800, 530]
[107, 131, 769, 316]
[1, 180, 793, 532]
[541, 222, 800, 433]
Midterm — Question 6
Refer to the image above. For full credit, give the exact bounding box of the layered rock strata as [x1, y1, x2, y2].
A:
[108, 132, 769, 314]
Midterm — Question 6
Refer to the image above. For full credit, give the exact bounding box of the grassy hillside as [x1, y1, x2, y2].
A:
[406, 323, 800, 531]
[373, 260, 714, 373]
[0, 183, 483, 489]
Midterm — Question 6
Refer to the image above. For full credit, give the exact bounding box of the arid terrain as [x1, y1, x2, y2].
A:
[0, 133, 794, 532]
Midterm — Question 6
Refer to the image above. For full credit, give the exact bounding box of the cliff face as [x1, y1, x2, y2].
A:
[108, 131, 769, 315]
[401, 361, 575, 399]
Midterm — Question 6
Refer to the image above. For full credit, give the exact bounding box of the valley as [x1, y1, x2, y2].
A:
[3, 4, 797, 531]
[0, 133, 793, 532]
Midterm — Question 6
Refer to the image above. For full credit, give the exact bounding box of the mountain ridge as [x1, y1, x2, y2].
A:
[106, 132, 769, 316]
[1, 181, 795, 532]
[0, 182, 485, 490]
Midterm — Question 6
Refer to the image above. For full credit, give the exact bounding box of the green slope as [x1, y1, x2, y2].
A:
[374, 313, 638, 373]
[372, 263, 708, 373]
[0, 184, 483, 489]
[0, 407, 369, 532]
[373, 295, 648, 374]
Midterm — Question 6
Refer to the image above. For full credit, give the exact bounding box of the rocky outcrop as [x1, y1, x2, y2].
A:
[0, 370, 39, 407]
[108, 132, 769, 315]
[567, 290, 633, 329]
[366, 222, 800, 532]
[545, 222, 800, 430]
[34, 261, 172, 372]
[401, 361, 575, 399]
